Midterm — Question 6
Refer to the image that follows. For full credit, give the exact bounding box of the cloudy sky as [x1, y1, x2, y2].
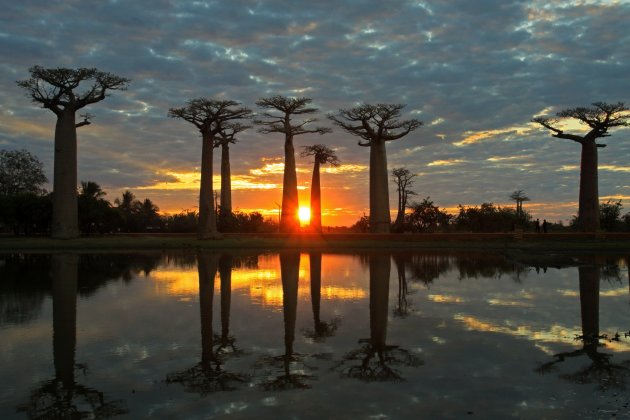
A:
[1, 0, 628, 226]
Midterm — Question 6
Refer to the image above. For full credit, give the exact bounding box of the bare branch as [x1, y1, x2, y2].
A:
[300, 144, 340, 166]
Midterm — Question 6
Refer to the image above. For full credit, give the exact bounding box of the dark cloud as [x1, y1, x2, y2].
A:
[1, 0, 628, 222]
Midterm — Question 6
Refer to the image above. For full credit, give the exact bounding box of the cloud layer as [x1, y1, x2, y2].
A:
[1, 0, 628, 224]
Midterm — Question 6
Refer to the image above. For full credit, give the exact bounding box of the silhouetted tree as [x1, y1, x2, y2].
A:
[300, 144, 339, 232]
[214, 123, 250, 229]
[256, 96, 331, 232]
[330, 104, 421, 233]
[303, 252, 339, 341]
[532, 102, 629, 232]
[17, 66, 129, 238]
[0, 149, 47, 196]
[169, 99, 252, 239]
[391, 167, 417, 232]
[406, 197, 453, 232]
[78, 181, 119, 235]
[509, 190, 530, 220]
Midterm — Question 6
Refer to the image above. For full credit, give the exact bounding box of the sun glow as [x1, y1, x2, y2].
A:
[298, 206, 311, 224]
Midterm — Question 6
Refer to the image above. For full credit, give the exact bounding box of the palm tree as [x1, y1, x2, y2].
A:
[330, 104, 421, 233]
[255, 96, 331, 233]
[300, 144, 339, 232]
[532, 102, 629, 231]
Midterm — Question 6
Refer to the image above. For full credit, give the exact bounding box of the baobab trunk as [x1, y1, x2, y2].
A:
[579, 140, 600, 232]
[219, 254, 232, 343]
[578, 266, 599, 352]
[52, 111, 79, 238]
[198, 133, 219, 239]
[310, 161, 321, 232]
[369, 140, 391, 233]
[197, 252, 219, 366]
[280, 251, 300, 356]
[281, 136, 299, 232]
[51, 254, 78, 386]
[370, 253, 390, 355]
[220, 143, 232, 219]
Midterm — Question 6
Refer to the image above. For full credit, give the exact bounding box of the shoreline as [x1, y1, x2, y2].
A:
[1, 232, 629, 253]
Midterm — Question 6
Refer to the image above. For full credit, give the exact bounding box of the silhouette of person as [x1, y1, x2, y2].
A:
[542, 219, 548, 233]
[534, 219, 541, 233]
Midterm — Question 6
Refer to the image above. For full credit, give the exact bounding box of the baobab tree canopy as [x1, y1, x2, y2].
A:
[16, 66, 130, 239]
[17, 66, 130, 114]
[329, 103, 422, 233]
[532, 102, 628, 232]
[255, 95, 330, 233]
[169, 98, 252, 239]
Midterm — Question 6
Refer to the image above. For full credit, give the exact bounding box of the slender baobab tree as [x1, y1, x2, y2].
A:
[214, 123, 250, 226]
[300, 144, 340, 232]
[17, 66, 129, 238]
[391, 167, 417, 232]
[169, 99, 252, 239]
[255, 96, 331, 233]
[330, 104, 422, 233]
[509, 190, 530, 219]
[532, 102, 629, 232]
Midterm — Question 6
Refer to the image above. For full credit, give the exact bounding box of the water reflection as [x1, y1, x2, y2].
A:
[257, 251, 317, 391]
[17, 254, 127, 418]
[536, 263, 630, 390]
[303, 251, 340, 341]
[166, 252, 248, 394]
[333, 253, 423, 382]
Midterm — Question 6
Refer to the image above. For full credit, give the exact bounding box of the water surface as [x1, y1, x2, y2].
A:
[1, 250, 629, 418]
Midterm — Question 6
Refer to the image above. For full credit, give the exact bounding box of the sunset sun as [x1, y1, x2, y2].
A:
[298, 206, 311, 225]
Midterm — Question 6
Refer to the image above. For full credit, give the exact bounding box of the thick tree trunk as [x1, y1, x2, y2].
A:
[197, 252, 219, 366]
[310, 162, 321, 232]
[281, 136, 299, 232]
[220, 143, 232, 218]
[309, 252, 322, 328]
[52, 111, 79, 238]
[578, 140, 600, 232]
[52, 254, 78, 387]
[370, 253, 390, 356]
[198, 133, 219, 239]
[578, 266, 599, 353]
[369, 140, 391, 233]
[219, 254, 232, 343]
[280, 251, 300, 356]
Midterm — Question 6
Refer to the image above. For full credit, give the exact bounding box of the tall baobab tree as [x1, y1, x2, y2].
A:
[509, 190, 530, 219]
[330, 104, 422, 233]
[532, 102, 629, 232]
[391, 167, 417, 233]
[169, 99, 252, 239]
[255, 96, 331, 233]
[214, 123, 250, 227]
[300, 144, 340, 232]
[17, 66, 129, 238]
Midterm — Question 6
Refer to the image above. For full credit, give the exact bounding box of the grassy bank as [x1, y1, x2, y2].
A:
[1, 232, 629, 253]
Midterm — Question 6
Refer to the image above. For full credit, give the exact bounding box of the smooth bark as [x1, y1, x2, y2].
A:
[220, 143, 232, 218]
[310, 162, 321, 232]
[198, 133, 219, 239]
[52, 111, 79, 238]
[370, 141, 391, 233]
[281, 136, 300, 233]
[579, 140, 600, 231]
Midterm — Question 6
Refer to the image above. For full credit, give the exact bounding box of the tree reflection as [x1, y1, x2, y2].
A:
[17, 254, 127, 418]
[166, 252, 249, 394]
[536, 265, 630, 390]
[392, 253, 411, 317]
[333, 254, 422, 382]
[303, 251, 340, 341]
[257, 251, 316, 391]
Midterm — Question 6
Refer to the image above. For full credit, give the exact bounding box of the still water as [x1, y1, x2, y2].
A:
[1, 250, 629, 419]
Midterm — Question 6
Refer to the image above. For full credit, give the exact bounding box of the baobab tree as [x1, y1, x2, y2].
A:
[17, 66, 130, 238]
[509, 190, 530, 219]
[391, 167, 417, 232]
[300, 144, 340, 232]
[532, 102, 629, 232]
[330, 104, 422, 233]
[169, 99, 252, 239]
[214, 123, 250, 227]
[255, 96, 331, 233]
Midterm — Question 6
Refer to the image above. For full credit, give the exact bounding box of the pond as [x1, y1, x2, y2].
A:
[1, 250, 629, 418]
